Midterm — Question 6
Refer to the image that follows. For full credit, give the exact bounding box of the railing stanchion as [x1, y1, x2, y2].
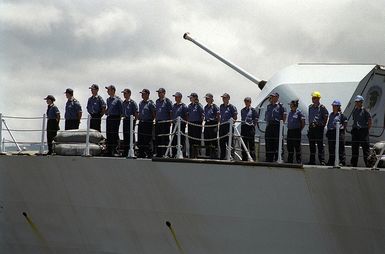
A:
[39, 114, 46, 154]
[84, 114, 91, 157]
[277, 120, 284, 163]
[176, 117, 183, 159]
[373, 143, 385, 170]
[165, 121, 177, 158]
[234, 125, 253, 161]
[128, 115, 135, 158]
[226, 118, 233, 161]
[334, 121, 340, 167]
[0, 113, 3, 153]
[2, 119, 22, 152]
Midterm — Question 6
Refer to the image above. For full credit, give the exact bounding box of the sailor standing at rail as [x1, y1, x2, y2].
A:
[121, 88, 138, 157]
[171, 92, 188, 157]
[138, 89, 156, 158]
[264, 92, 286, 162]
[307, 91, 328, 165]
[240, 97, 258, 161]
[351, 95, 372, 167]
[204, 93, 220, 159]
[286, 99, 305, 164]
[64, 88, 82, 130]
[154, 88, 173, 157]
[105, 85, 123, 157]
[326, 100, 347, 166]
[219, 93, 238, 160]
[86, 84, 106, 132]
[44, 95, 60, 155]
[187, 93, 204, 158]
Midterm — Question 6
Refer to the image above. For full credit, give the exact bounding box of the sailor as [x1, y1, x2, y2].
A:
[154, 88, 173, 157]
[44, 95, 60, 155]
[187, 93, 204, 158]
[171, 92, 188, 157]
[264, 92, 286, 162]
[138, 89, 156, 158]
[286, 99, 305, 164]
[240, 97, 259, 161]
[105, 85, 123, 156]
[121, 88, 138, 157]
[204, 93, 220, 158]
[326, 100, 347, 166]
[307, 91, 328, 165]
[219, 93, 238, 160]
[86, 84, 106, 132]
[64, 88, 82, 130]
[351, 95, 372, 167]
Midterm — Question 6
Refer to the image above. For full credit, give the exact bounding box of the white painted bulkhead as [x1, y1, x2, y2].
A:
[1, 156, 385, 254]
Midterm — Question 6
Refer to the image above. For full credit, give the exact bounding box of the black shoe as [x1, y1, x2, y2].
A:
[307, 161, 316, 165]
[320, 161, 326, 166]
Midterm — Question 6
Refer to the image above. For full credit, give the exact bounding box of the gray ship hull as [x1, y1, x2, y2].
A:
[1, 156, 385, 254]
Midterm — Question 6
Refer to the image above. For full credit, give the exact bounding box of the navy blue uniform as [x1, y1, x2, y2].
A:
[264, 103, 286, 162]
[240, 106, 258, 161]
[46, 104, 60, 154]
[106, 96, 122, 156]
[286, 109, 304, 163]
[65, 98, 82, 130]
[326, 112, 347, 166]
[187, 103, 204, 158]
[307, 104, 328, 164]
[138, 100, 155, 158]
[155, 98, 173, 157]
[219, 104, 238, 160]
[351, 108, 372, 167]
[87, 95, 106, 132]
[172, 103, 188, 157]
[122, 99, 138, 157]
[204, 104, 220, 158]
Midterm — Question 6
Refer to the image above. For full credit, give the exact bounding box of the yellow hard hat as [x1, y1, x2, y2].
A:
[311, 91, 321, 98]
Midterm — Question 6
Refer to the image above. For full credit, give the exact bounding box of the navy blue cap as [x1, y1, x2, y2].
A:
[89, 84, 99, 90]
[105, 85, 116, 91]
[44, 95, 55, 101]
[121, 88, 131, 94]
[64, 88, 73, 95]
[188, 92, 198, 98]
[140, 88, 150, 94]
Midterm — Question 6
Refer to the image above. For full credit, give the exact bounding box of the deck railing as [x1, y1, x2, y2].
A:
[1, 112, 383, 169]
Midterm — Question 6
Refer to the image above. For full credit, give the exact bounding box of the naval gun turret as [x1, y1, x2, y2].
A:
[183, 32, 385, 144]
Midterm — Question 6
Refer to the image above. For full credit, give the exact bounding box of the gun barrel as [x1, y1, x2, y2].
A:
[183, 32, 264, 87]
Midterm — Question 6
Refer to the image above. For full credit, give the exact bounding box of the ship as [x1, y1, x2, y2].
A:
[1, 33, 385, 254]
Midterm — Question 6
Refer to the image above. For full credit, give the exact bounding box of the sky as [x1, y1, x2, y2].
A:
[0, 0, 384, 144]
